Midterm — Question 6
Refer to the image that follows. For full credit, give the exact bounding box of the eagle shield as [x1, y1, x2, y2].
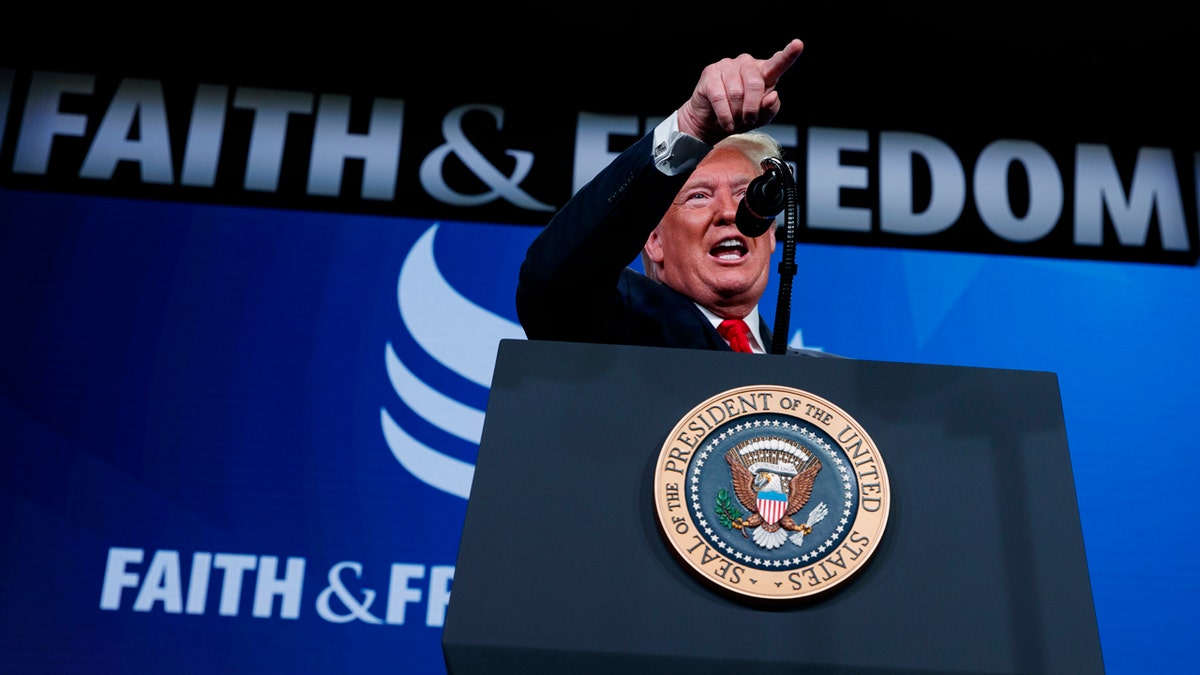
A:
[757, 491, 788, 526]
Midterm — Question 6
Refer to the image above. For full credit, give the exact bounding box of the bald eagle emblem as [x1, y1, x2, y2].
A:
[725, 438, 829, 550]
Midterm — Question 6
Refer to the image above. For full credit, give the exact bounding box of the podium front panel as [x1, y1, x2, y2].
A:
[442, 339, 1103, 674]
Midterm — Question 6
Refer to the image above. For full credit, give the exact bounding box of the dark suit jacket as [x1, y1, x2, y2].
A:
[516, 131, 838, 358]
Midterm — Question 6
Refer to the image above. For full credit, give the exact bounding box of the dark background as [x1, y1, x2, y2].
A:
[6, 3, 1196, 142]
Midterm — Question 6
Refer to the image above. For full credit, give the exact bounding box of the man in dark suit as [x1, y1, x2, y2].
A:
[517, 38, 835, 357]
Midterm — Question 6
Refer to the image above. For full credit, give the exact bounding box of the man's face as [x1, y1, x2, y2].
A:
[645, 147, 777, 318]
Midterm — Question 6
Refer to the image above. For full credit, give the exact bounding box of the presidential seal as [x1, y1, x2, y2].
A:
[653, 385, 889, 602]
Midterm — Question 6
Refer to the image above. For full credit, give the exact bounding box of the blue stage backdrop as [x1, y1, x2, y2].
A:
[2, 186, 1197, 673]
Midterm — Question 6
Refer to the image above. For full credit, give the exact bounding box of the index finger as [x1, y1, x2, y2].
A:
[761, 38, 805, 86]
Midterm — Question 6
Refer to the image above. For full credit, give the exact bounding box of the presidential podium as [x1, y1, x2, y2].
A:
[441, 339, 1104, 674]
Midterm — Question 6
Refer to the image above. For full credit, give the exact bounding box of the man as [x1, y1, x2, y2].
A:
[516, 39, 836, 357]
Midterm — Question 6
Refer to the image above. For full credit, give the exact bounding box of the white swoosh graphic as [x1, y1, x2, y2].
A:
[382, 222, 525, 500]
[381, 408, 475, 499]
[384, 340, 483, 444]
[397, 224, 526, 388]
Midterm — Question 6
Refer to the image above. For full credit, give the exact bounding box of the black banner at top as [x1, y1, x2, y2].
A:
[2, 15, 1197, 265]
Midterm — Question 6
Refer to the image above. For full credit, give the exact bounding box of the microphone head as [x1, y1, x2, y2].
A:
[735, 200, 776, 237]
[735, 167, 786, 237]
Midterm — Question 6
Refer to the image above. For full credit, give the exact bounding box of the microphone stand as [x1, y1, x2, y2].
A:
[764, 157, 798, 355]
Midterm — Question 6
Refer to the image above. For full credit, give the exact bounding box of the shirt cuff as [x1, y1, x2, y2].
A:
[652, 111, 710, 176]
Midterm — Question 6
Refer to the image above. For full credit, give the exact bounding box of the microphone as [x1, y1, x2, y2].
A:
[735, 162, 787, 237]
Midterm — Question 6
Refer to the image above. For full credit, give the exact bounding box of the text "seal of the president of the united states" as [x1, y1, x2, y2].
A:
[653, 384, 890, 602]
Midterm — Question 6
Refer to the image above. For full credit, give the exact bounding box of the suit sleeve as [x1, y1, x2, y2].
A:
[515, 132, 693, 343]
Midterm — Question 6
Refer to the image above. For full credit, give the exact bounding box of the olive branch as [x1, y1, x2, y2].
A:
[714, 488, 743, 529]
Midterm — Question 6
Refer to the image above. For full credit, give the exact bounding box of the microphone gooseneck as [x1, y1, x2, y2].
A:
[733, 156, 799, 355]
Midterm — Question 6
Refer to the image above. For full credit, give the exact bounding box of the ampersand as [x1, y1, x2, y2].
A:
[419, 104, 554, 211]
[315, 561, 383, 624]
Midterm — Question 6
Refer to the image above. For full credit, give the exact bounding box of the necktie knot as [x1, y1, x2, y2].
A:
[718, 318, 754, 353]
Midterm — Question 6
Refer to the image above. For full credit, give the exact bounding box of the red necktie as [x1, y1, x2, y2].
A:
[718, 318, 754, 353]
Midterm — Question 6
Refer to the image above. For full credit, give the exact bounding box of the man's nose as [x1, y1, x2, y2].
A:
[714, 188, 739, 224]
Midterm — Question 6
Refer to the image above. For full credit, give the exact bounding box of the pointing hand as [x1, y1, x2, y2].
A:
[676, 38, 805, 144]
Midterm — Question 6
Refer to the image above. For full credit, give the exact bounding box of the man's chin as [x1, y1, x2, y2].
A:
[710, 273, 768, 298]
[709, 284, 764, 306]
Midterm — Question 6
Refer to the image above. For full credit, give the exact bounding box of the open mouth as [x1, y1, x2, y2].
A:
[709, 238, 748, 261]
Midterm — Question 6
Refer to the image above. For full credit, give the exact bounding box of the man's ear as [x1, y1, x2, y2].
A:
[644, 228, 665, 264]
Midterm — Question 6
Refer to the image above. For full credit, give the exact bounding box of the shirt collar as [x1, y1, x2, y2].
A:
[696, 304, 765, 354]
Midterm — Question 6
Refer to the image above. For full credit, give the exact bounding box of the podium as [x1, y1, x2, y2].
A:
[442, 339, 1104, 674]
